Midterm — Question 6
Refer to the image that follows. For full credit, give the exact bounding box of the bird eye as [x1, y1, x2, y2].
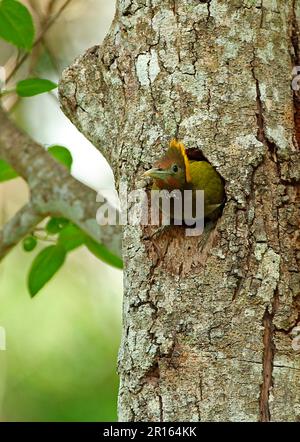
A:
[172, 164, 178, 173]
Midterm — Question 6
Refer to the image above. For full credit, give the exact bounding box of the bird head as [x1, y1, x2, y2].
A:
[144, 139, 191, 190]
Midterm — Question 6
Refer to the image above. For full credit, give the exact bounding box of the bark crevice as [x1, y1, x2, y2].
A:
[259, 288, 279, 422]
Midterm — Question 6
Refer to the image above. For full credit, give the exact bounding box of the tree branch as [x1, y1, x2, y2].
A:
[0, 107, 122, 260]
[0, 202, 42, 260]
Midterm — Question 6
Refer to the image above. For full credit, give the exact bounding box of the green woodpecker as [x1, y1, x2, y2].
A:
[144, 139, 225, 222]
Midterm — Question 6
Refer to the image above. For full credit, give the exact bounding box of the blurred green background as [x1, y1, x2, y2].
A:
[0, 0, 123, 421]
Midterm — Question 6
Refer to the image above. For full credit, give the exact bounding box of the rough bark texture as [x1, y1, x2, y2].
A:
[59, 0, 300, 421]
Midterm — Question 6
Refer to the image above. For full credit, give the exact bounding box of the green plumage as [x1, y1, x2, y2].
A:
[188, 161, 224, 217]
[144, 140, 225, 221]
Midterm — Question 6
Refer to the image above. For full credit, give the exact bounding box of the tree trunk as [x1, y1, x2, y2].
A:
[59, 0, 300, 422]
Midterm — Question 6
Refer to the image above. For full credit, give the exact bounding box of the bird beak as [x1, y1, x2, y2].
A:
[143, 168, 169, 179]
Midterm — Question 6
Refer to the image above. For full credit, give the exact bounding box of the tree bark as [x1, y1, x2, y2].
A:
[59, 0, 300, 422]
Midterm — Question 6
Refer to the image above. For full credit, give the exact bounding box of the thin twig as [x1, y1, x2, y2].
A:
[7, 0, 73, 82]
[33, 233, 57, 243]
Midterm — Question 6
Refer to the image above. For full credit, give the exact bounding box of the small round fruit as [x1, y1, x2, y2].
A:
[23, 236, 37, 252]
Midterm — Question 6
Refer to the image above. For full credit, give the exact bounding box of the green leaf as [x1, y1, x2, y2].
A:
[85, 237, 123, 270]
[0, 159, 18, 181]
[58, 223, 85, 252]
[48, 145, 73, 171]
[16, 78, 57, 97]
[0, 0, 34, 50]
[46, 217, 69, 235]
[22, 235, 37, 252]
[28, 244, 66, 297]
